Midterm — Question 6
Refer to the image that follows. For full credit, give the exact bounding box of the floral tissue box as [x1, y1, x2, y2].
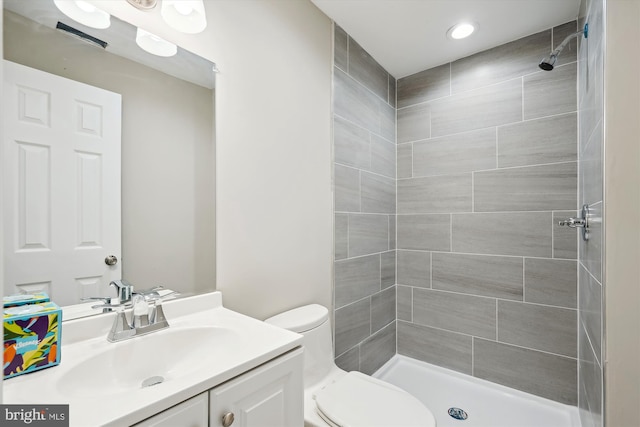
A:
[3, 302, 62, 379]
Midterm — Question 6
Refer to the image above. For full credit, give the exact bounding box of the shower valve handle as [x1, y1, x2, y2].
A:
[558, 217, 586, 228]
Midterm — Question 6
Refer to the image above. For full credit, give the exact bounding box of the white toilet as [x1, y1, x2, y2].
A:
[265, 304, 437, 427]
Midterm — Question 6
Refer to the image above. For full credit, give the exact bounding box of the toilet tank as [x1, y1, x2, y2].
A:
[265, 304, 335, 387]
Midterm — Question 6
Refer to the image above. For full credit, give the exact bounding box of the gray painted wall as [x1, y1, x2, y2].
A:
[395, 23, 579, 405]
[332, 24, 398, 374]
[578, 0, 604, 426]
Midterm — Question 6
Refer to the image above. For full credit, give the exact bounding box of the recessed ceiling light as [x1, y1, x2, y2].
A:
[448, 22, 476, 40]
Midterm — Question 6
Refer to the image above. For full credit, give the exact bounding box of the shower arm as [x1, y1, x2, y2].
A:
[550, 30, 583, 58]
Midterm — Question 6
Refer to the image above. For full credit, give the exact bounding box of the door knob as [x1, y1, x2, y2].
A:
[105, 255, 118, 266]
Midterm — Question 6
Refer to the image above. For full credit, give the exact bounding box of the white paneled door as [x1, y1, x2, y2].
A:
[3, 60, 122, 306]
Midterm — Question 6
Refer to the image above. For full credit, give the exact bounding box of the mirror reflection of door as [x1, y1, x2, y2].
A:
[3, 60, 122, 306]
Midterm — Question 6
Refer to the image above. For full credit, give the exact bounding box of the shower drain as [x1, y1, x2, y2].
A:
[448, 407, 468, 421]
[141, 376, 165, 388]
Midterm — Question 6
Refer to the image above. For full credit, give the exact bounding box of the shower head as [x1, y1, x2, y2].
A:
[538, 24, 588, 71]
[538, 54, 557, 71]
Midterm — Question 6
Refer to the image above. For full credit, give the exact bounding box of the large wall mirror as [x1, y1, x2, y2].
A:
[2, 0, 216, 316]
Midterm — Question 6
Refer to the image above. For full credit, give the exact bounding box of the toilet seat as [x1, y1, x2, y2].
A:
[314, 371, 437, 427]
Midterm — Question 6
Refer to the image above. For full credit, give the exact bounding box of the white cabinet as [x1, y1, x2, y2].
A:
[210, 348, 304, 427]
[134, 392, 208, 427]
[134, 348, 304, 427]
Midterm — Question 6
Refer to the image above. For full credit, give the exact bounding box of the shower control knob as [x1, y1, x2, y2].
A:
[221, 412, 235, 427]
[104, 255, 118, 266]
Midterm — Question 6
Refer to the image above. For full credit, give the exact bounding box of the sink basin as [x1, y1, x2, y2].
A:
[58, 326, 238, 397]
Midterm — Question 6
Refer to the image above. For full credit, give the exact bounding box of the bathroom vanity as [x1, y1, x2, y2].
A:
[3, 292, 304, 426]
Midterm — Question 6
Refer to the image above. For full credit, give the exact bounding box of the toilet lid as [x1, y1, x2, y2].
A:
[314, 372, 437, 427]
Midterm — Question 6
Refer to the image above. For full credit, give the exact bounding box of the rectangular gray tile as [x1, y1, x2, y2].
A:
[579, 322, 603, 427]
[474, 162, 577, 212]
[579, 202, 602, 282]
[579, 263, 602, 365]
[581, 121, 603, 206]
[398, 214, 451, 251]
[452, 212, 552, 257]
[414, 289, 496, 339]
[335, 214, 348, 260]
[335, 254, 380, 308]
[371, 286, 396, 333]
[452, 30, 550, 94]
[498, 300, 577, 357]
[334, 24, 348, 72]
[335, 298, 371, 356]
[398, 174, 472, 214]
[380, 100, 396, 142]
[381, 251, 396, 289]
[335, 345, 359, 371]
[553, 21, 578, 67]
[348, 214, 389, 257]
[397, 250, 430, 288]
[398, 103, 430, 143]
[334, 115, 370, 169]
[554, 210, 578, 259]
[430, 79, 522, 137]
[398, 321, 472, 375]
[397, 143, 412, 179]
[334, 67, 380, 134]
[335, 164, 360, 212]
[361, 172, 395, 214]
[388, 75, 397, 108]
[498, 113, 577, 168]
[360, 321, 396, 375]
[397, 285, 412, 322]
[397, 63, 450, 108]
[474, 338, 577, 405]
[413, 129, 496, 177]
[370, 134, 395, 178]
[389, 215, 396, 250]
[525, 258, 577, 308]
[348, 37, 389, 101]
[524, 62, 577, 120]
[433, 252, 523, 300]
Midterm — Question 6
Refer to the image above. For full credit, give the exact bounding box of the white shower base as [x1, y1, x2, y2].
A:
[373, 355, 580, 427]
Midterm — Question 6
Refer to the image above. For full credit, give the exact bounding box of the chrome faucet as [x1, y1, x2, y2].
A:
[91, 281, 174, 342]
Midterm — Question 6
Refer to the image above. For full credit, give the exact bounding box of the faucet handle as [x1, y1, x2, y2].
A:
[110, 280, 133, 303]
[134, 285, 164, 298]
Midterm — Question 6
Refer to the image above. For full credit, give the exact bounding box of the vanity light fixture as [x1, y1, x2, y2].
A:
[161, 0, 207, 34]
[136, 28, 178, 57]
[447, 22, 476, 40]
[53, 0, 111, 29]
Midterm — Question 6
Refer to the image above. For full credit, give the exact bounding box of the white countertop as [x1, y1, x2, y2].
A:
[3, 292, 303, 426]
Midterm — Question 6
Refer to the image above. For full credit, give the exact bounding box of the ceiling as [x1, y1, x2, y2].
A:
[310, 0, 582, 78]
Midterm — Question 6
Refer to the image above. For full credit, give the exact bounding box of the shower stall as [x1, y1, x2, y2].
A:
[332, 0, 607, 425]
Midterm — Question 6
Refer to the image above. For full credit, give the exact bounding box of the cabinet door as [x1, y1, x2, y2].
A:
[210, 348, 304, 427]
[134, 392, 208, 427]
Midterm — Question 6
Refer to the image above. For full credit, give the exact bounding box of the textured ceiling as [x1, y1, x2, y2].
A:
[311, 0, 582, 78]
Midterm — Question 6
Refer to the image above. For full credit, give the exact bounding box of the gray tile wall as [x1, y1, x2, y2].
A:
[333, 24, 397, 374]
[577, 1, 604, 426]
[396, 23, 579, 405]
